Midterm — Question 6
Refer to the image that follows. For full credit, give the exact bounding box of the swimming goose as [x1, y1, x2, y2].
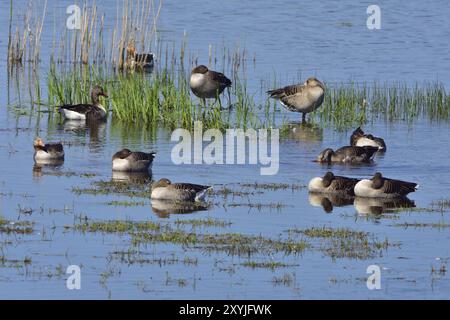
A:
[33, 137, 64, 162]
[189, 65, 232, 106]
[308, 171, 360, 196]
[125, 41, 154, 70]
[354, 172, 418, 198]
[59, 85, 108, 121]
[350, 127, 386, 151]
[112, 149, 155, 172]
[316, 146, 378, 164]
[267, 77, 325, 123]
[151, 178, 211, 202]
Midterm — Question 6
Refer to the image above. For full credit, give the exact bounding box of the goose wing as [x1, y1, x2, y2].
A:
[60, 103, 93, 114]
[331, 176, 360, 194]
[376, 178, 418, 195]
[129, 152, 155, 162]
[210, 71, 232, 88]
[44, 143, 64, 153]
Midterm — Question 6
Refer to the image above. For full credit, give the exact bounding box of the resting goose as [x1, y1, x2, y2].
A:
[125, 41, 154, 70]
[59, 85, 108, 122]
[151, 178, 211, 202]
[350, 127, 386, 151]
[354, 172, 418, 198]
[33, 137, 64, 162]
[267, 77, 325, 123]
[316, 146, 378, 164]
[112, 149, 155, 172]
[308, 171, 360, 196]
[189, 65, 232, 106]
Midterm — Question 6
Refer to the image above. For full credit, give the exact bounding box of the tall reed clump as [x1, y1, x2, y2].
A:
[314, 81, 450, 130]
[46, 59, 266, 131]
[7, 0, 47, 66]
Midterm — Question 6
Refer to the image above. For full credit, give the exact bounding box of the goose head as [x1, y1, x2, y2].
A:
[33, 137, 45, 149]
[371, 172, 384, 188]
[191, 65, 208, 75]
[112, 148, 132, 160]
[151, 178, 172, 190]
[91, 85, 108, 105]
[305, 77, 325, 91]
[322, 171, 335, 187]
[316, 148, 334, 163]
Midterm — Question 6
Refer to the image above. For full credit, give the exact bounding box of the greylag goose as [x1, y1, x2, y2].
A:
[354, 172, 418, 198]
[189, 65, 232, 106]
[308, 171, 360, 196]
[151, 178, 211, 202]
[59, 85, 108, 122]
[112, 149, 155, 172]
[316, 146, 378, 164]
[125, 41, 154, 70]
[350, 127, 386, 151]
[33, 137, 64, 162]
[267, 77, 325, 123]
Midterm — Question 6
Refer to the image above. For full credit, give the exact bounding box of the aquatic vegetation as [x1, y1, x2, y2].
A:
[289, 226, 398, 260]
[72, 179, 151, 198]
[241, 261, 296, 270]
[106, 200, 148, 207]
[0, 216, 34, 234]
[75, 219, 161, 233]
[394, 222, 450, 229]
[173, 218, 232, 228]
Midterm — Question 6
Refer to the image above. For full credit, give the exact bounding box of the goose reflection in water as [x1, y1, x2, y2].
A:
[60, 120, 107, 153]
[151, 200, 209, 218]
[354, 197, 416, 215]
[283, 122, 323, 143]
[112, 170, 152, 184]
[32, 161, 65, 180]
[308, 193, 354, 213]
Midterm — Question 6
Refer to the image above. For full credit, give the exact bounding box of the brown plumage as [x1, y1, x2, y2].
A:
[316, 146, 379, 164]
[350, 127, 386, 151]
[189, 65, 232, 106]
[59, 86, 108, 122]
[308, 171, 360, 196]
[151, 178, 211, 202]
[354, 172, 419, 198]
[33, 137, 64, 161]
[267, 77, 325, 122]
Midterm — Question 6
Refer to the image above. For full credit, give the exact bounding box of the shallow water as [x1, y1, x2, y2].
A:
[1, 1, 450, 299]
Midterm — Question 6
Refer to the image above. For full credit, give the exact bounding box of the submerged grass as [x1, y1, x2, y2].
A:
[74, 217, 309, 256]
[289, 226, 398, 260]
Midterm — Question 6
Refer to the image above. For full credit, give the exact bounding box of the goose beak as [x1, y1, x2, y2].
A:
[102, 92, 109, 98]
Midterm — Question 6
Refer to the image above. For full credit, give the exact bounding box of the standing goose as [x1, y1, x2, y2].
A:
[350, 127, 386, 151]
[308, 171, 360, 196]
[33, 137, 64, 162]
[59, 85, 108, 122]
[354, 172, 418, 198]
[112, 149, 155, 172]
[316, 146, 378, 164]
[151, 178, 211, 202]
[189, 65, 232, 106]
[267, 77, 325, 123]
